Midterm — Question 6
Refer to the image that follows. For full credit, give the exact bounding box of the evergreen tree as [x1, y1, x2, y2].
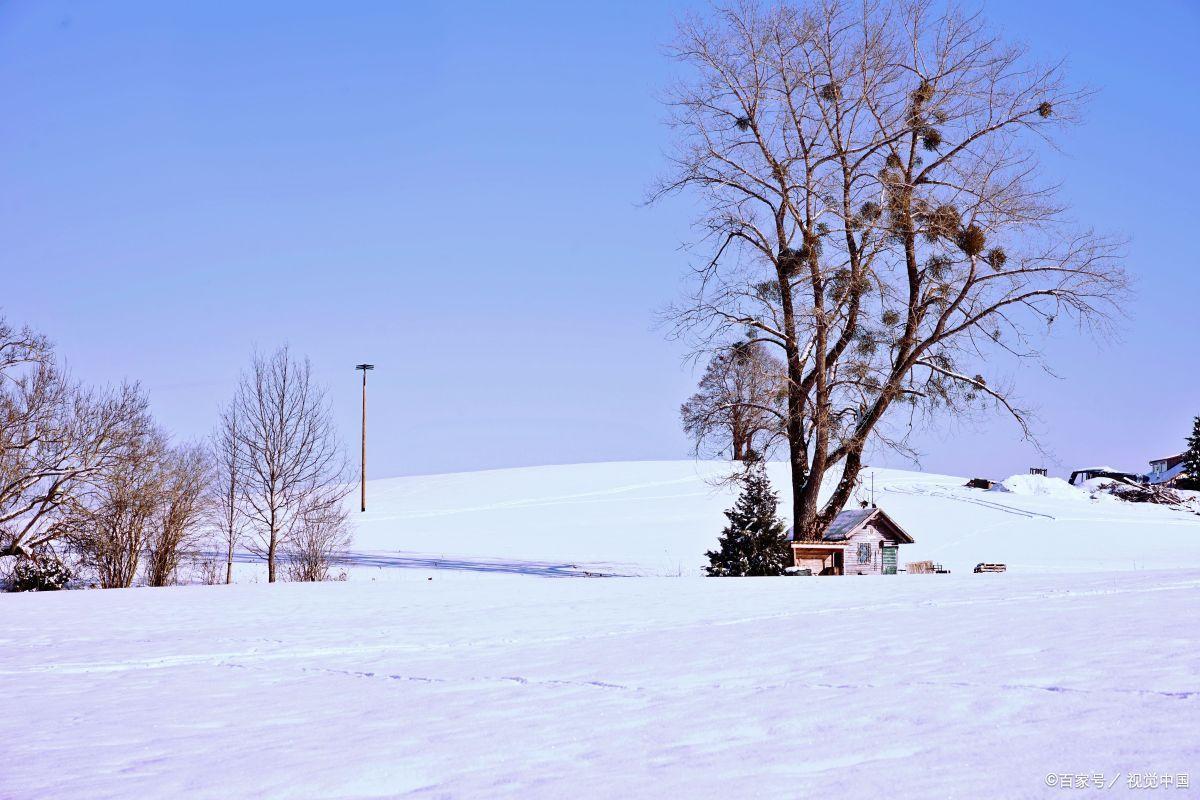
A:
[1181, 416, 1200, 491]
[705, 460, 792, 576]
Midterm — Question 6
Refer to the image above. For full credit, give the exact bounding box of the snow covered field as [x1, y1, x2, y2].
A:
[3, 571, 1198, 798]
[3, 461, 1199, 798]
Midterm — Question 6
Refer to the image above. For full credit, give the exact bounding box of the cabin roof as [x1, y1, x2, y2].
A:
[787, 507, 915, 544]
[823, 508, 875, 540]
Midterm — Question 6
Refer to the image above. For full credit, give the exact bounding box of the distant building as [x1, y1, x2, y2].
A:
[787, 508, 914, 576]
[1068, 466, 1141, 487]
[1147, 453, 1187, 486]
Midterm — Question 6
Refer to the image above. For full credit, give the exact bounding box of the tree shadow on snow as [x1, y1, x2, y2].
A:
[218, 549, 622, 578]
[332, 552, 621, 578]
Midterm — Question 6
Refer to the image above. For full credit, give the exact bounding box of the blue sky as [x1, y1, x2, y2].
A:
[1, 1, 1197, 480]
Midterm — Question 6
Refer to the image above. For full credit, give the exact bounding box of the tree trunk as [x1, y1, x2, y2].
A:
[817, 449, 865, 531]
[779, 260, 809, 537]
[226, 472, 236, 584]
[786, 400, 808, 536]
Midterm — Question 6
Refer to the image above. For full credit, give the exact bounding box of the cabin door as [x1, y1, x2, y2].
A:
[881, 545, 898, 575]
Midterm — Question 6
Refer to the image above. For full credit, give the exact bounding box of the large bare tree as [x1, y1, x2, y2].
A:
[230, 347, 349, 583]
[681, 340, 785, 460]
[1, 317, 151, 559]
[655, 1, 1127, 538]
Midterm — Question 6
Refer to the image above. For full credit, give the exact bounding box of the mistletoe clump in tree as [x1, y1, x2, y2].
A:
[705, 459, 793, 576]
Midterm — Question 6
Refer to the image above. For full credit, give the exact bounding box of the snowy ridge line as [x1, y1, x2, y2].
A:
[881, 484, 1055, 519]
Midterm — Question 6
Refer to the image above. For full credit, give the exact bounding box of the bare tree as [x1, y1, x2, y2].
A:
[145, 443, 211, 587]
[211, 406, 247, 584]
[681, 340, 786, 460]
[65, 427, 166, 589]
[1, 316, 151, 558]
[230, 347, 349, 583]
[654, 1, 1127, 538]
[285, 510, 351, 582]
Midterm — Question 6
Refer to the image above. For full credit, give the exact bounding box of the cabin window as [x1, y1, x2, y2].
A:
[857, 543, 871, 564]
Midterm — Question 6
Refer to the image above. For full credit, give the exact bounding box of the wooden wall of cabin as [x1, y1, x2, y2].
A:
[843, 526, 883, 575]
[843, 520, 908, 575]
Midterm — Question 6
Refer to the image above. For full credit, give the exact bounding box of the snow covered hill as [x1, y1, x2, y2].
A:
[344, 461, 1200, 578]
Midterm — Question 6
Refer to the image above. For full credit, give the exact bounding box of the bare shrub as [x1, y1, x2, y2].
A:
[145, 444, 211, 587]
[285, 511, 351, 582]
[65, 426, 164, 589]
[192, 553, 227, 586]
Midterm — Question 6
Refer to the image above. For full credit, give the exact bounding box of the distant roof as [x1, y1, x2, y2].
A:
[1150, 453, 1184, 464]
[787, 507, 915, 544]
[1148, 461, 1188, 485]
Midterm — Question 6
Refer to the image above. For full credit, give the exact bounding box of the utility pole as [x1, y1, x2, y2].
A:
[355, 363, 374, 512]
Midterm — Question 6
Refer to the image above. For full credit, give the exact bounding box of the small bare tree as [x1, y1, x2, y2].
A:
[655, 1, 1128, 538]
[230, 347, 349, 583]
[681, 340, 786, 460]
[211, 407, 247, 584]
[1, 316, 151, 558]
[145, 443, 211, 587]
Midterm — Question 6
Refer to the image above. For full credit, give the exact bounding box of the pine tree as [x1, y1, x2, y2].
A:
[1181, 416, 1200, 491]
[705, 460, 792, 576]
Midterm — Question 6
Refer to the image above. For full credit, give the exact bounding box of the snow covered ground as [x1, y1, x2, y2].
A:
[2, 571, 1197, 798]
[3, 460, 1199, 798]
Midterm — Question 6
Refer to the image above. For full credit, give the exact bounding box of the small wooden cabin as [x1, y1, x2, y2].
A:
[788, 508, 914, 575]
